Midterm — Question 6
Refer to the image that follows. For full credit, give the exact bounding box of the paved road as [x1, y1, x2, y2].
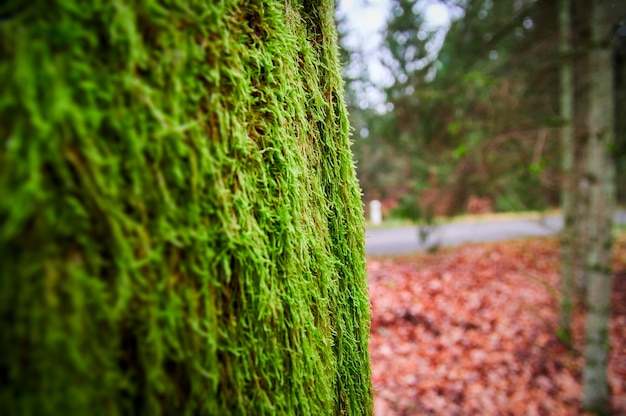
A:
[365, 211, 626, 255]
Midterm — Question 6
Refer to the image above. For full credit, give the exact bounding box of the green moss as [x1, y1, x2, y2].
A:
[0, 0, 372, 414]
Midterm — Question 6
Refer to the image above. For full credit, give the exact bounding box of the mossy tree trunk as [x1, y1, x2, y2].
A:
[0, 1, 372, 415]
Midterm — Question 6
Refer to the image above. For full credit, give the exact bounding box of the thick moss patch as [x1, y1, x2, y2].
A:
[0, 1, 371, 414]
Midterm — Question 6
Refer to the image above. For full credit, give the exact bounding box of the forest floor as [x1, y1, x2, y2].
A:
[368, 235, 626, 415]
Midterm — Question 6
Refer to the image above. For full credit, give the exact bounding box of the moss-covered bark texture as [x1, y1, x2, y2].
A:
[0, 1, 372, 415]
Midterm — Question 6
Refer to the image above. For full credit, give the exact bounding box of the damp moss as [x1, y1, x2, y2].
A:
[0, 1, 372, 414]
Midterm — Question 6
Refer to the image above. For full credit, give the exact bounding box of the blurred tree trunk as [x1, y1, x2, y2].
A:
[581, 0, 616, 413]
[558, 0, 575, 344]
[571, 0, 592, 296]
[615, 16, 626, 205]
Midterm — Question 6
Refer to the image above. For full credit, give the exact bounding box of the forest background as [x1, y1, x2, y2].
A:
[337, 0, 625, 219]
[336, 0, 626, 414]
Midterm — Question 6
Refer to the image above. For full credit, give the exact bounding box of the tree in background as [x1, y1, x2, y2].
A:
[381, 0, 563, 218]
[337, 2, 414, 211]
[558, 0, 575, 344]
[581, 0, 617, 412]
[557, 0, 601, 347]
[0, 1, 372, 414]
[615, 14, 626, 204]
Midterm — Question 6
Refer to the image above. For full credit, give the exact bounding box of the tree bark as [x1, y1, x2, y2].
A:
[558, 0, 575, 344]
[572, 0, 592, 296]
[582, 0, 616, 413]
